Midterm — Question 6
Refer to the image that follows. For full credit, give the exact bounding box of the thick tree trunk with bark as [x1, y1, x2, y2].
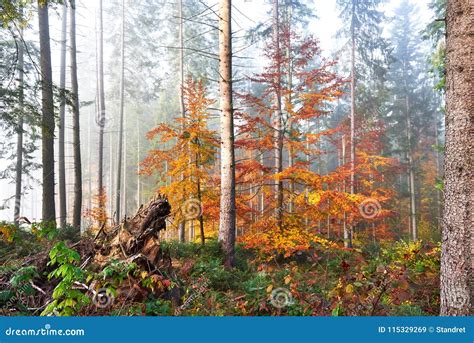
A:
[70, 0, 83, 229]
[38, 0, 56, 224]
[217, 0, 236, 268]
[58, 3, 67, 229]
[440, 0, 473, 316]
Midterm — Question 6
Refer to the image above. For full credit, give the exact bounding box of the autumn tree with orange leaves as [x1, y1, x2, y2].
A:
[141, 78, 218, 245]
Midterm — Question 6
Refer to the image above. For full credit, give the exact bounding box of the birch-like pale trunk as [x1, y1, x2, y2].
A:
[218, 0, 236, 267]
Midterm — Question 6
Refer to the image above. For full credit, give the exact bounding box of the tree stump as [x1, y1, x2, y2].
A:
[93, 194, 172, 272]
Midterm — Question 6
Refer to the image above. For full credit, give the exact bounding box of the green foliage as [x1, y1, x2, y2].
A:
[10, 266, 38, 288]
[145, 298, 173, 316]
[99, 260, 138, 284]
[0, 266, 38, 313]
[32, 221, 60, 241]
[42, 242, 90, 316]
[391, 303, 428, 316]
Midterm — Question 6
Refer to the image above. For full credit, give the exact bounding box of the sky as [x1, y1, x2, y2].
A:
[0, 0, 434, 223]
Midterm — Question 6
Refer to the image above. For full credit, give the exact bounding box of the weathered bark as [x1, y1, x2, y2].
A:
[272, 0, 283, 231]
[115, 0, 125, 224]
[38, 0, 56, 224]
[70, 0, 83, 229]
[13, 21, 24, 228]
[435, 115, 442, 232]
[217, 0, 236, 267]
[440, 0, 473, 316]
[58, 3, 67, 229]
[94, 195, 171, 269]
[0, 196, 174, 315]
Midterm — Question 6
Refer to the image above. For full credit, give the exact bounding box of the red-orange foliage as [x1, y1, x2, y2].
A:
[141, 78, 219, 241]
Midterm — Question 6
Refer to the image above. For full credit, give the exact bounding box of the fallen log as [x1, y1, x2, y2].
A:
[0, 194, 178, 315]
[93, 194, 172, 272]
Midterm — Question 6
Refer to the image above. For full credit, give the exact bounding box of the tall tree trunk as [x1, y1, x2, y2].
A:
[435, 111, 442, 232]
[406, 96, 417, 240]
[304, 121, 310, 227]
[272, 0, 283, 231]
[123, 114, 127, 216]
[14, 20, 24, 228]
[285, 0, 294, 214]
[69, 0, 82, 229]
[440, 0, 473, 316]
[259, 152, 264, 218]
[218, 0, 236, 268]
[97, 0, 106, 222]
[178, 0, 186, 242]
[38, 0, 56, 224]
[347, 4, 356, 248]
[114, 0, 125, 223]
[342, 134, 348, 243]
[136, 111, 141, 209]
[58, 3, 67, 228]
[87, 100, 92, 228]
[196, 153, 205, 245]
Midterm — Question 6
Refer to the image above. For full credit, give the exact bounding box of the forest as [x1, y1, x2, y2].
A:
[0, 0, 472, 317]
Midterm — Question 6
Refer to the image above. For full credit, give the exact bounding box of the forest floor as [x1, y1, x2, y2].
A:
[0, 222, 440, 316]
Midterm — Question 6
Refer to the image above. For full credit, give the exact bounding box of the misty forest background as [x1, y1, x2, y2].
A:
[0, 0, 472, 317]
